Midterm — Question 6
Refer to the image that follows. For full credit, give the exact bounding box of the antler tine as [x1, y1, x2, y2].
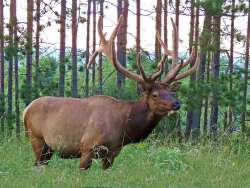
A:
[151, 30, 174, 82]
[170, 18, 178, 68]
[162, 61, 183, 83]
[182, 47, 195, 67]
[87, 51, 99, 69]
[87, 16, 106, 69]
[97, 16, 106, 44]
[136, 53, 149, 82]
[151, 59, 165, 81]
[156, 31, 172, 56]
[158, 17, 200, 84]
[173, 52, 200, 81]
[110, 15, 124, 41]
[88, 15, 146, 85]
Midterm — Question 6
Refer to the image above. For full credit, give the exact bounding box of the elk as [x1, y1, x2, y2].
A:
[23, 16, 199, 170]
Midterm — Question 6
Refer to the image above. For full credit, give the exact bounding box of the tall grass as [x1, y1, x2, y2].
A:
[1, 134, 250, 188]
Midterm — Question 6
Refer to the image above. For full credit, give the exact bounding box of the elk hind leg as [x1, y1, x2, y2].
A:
[39, 143, 54, 165]
[31, 135, 53, 166]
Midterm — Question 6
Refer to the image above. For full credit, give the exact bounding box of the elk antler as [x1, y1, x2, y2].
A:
[88, 16, 166, 87]
[88, 16, 199, 88]
[155, 18, 200, 84]
[87, 16, 146, 85]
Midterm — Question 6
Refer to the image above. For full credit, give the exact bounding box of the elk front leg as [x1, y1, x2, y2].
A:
[79, 149, 94, 170]
[79, 139, 95, 170]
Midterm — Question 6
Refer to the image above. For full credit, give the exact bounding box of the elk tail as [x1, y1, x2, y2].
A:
[23, 105, 31, 138]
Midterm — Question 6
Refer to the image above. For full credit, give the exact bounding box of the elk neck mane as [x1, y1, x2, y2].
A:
[124, 95, 164, 144]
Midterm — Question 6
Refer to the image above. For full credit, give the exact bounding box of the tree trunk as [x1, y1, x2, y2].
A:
[175, 0, 182, 141]
[59, 0, 66, 96]
[26, 0, 33, 105]
[71, 0, 78, 97]
[155, 0, 162, 62]
[185, 0, 195, 139]
[13, 0, 20, 139]
[203, 51, 211, 135]
[35, 0, 41, 98]
[7, 0, 14, 136]
[85, 0, 91, 97]
[175, 0, 179, 29]
[242, 0, 250, 132]
[116, 0, 128, 90]
[98, 0, 104, 94]
[136, 0, 140, 94]
[210, 13, 221, 136]
[228, 0, 235, 127]
[0, 0, 5, 135]
[163, 0, 168, 74]
[92, 0, 96, 94]
[192, 4, 213, 140]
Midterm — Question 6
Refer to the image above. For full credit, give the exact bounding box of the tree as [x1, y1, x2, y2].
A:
[7, 0, 14, 136]
[98, 0, 104, 94]
[35, 0, 41, 96]
[175, 0, 181, 141]
[13, 0, 20, 138]
[192, 1, 212, 138]
[203, 51, 211, 135]
[242, 0, 250, 131]
[185, 0, 195, 139]
[136, 0, 140, 94]
[163, 0, 168, 74]
[228, 0, 235, 127]
[59, 0, 66, 96]
[210, 1, 223, 135]
[136, 0, 140, 54]
[155, 0, 162, 62]
[116, 0, 128, 90]
[85, 0, 91, 97]
[92, 0, 96, 94]
[0, 0, 4, 134]
[26, 0, 33, 105]
[71, 0, 78, 97]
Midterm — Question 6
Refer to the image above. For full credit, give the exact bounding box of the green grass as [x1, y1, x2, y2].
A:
[1, 136, 250, 188]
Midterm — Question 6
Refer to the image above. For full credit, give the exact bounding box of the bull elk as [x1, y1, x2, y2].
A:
[23, 16, 199, 170]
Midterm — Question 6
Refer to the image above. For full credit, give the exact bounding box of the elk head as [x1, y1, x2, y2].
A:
[88, 16, 200, 116]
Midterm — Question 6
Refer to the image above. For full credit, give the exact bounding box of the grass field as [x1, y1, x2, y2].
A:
[1, 135, 250, 188]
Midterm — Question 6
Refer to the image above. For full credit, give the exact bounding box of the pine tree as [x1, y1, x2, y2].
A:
[71, 0, 78, 97]
[35, 0, 41, 97]
[242, 0, 250, 131]
[98, 0, 104, 94]
[59, 0, 66, 96]
[0, 0, 5, 135]
[155, 0, 162, 62]
[26, 0, 33, 105]
[85, 0, 91, 97]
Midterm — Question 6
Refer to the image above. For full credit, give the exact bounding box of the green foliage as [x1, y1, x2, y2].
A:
[20, 56, 59, 101]
[200, 0, 224, 15]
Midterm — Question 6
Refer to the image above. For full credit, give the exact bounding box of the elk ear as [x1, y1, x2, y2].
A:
[169, 82, 181, 91]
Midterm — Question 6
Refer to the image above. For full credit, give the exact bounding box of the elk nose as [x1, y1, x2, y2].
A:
[172, 101, 181, 110]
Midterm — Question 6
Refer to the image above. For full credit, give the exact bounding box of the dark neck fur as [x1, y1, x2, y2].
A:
[124, 96, 163, 144]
